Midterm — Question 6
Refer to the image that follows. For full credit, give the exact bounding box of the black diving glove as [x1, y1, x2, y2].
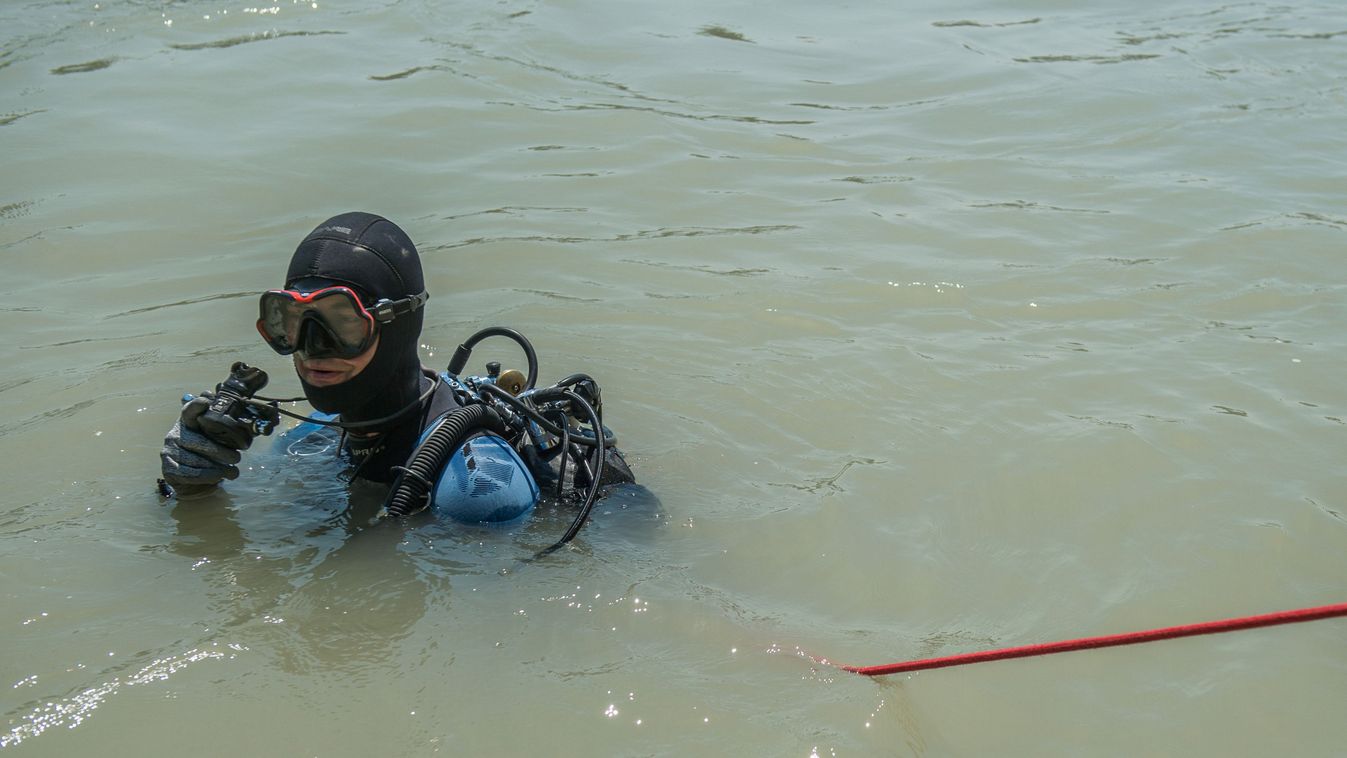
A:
[160, 391, 273, 490]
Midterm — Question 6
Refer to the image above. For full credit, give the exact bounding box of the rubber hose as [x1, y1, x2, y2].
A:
[447, 327, 539, 391]
[479, 382, 600, 446]
[384, 403, 508, 517]
[536, 389, 605, 555]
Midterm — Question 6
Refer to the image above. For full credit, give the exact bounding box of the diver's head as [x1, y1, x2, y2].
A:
[255, 212, 428, 417]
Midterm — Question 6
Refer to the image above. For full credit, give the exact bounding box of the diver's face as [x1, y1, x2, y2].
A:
[293, 334, 379, 387]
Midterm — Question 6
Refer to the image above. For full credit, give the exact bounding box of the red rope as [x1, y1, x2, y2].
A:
[842, 601, 1347, 677]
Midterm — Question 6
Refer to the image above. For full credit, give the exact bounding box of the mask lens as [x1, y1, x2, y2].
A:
[257, 287, 374, 357]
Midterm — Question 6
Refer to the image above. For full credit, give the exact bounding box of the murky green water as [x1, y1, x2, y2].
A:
[3, 0, 1346, 755]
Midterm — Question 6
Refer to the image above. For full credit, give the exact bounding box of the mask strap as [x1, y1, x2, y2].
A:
[370, 289, 429, 323]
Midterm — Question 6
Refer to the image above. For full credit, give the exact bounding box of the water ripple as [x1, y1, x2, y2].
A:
[933, 18, 1041, 28]
[968, 200, 1111, 214]
[442, 41, 682, 105]
[19, 331, 167, 350]
[105, 291, 257, 320]
[50, 58, 116, 75]
[1013, 53, 1162, 64]
[0, 200, 36, 218]
[698, 25, 752, 43]
[561, 101, 814, 126]
[169, 30, 345, 51]
[368, 65, 449, 81]
[0, 110, 46, 127]
[433, 224, 798, 250]
[0, 399, 96, 439]
[441, 206, 589, 221]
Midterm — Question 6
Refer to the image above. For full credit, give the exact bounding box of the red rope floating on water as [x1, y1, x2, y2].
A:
[841, 601, 1347, 677]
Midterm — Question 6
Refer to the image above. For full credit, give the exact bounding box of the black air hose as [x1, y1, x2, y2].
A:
[534, 388, 605, 557]
[447, 327, 539, 391]
[384, 404, 509, 517]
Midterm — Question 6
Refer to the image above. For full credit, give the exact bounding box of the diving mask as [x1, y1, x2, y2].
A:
[256, 285, 428, 359]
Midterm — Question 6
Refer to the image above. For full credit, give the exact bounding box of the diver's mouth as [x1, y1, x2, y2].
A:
[298, 364, 347, 386]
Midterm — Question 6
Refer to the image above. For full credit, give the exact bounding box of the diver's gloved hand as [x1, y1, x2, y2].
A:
[160, 392, 244, 490]
[195, 389, 278, 451]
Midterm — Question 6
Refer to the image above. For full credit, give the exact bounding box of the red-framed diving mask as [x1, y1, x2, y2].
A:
[256, 285, 428, 359]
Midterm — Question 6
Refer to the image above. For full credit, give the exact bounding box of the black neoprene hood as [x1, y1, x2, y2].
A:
[286, 213, 425, 301]
[284, 212, 427, 421]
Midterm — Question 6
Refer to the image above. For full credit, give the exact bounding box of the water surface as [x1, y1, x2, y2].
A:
[3, 0, 1345, 755]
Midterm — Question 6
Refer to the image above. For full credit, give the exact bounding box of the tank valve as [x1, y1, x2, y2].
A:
[496, 368, 526, 396]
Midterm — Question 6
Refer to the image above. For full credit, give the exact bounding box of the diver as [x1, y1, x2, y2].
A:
[160, 212, 637, 537]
